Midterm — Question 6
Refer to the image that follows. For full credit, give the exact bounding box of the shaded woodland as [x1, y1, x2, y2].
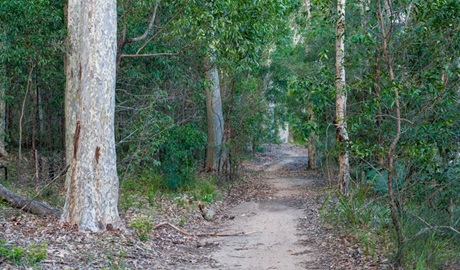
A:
[0, 0, 459, 269]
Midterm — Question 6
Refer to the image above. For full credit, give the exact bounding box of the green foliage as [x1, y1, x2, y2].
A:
[320, 187, 392, 260]
[119, 170, 165, 209]
[26, 243, 47, 264]
[0, 243, 24, 264]
[160, 124, 206, 189]
[129, 217, 153, 242]
[183, 177, 221, 203]
[401, 204, 460, 269]
[0, 240, 47, 266]
[0, 0, 66, 151]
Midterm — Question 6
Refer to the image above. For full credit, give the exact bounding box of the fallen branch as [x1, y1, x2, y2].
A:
[153, 222, 259, 237]
[196, 231, 260, 237]
[0, 184, 61, 217]
[153, 222, 192, 236]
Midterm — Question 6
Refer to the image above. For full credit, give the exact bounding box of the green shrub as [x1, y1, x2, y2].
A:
[129, 217, 153, 241]
[0, 240, 47, 265]
[26, 243, 47, 264]
[160, 124, 206, 190]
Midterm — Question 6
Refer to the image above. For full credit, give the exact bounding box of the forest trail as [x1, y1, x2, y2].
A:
[200, 144, 331, 270]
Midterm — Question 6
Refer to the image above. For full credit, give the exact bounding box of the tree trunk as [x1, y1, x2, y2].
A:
[377, 0, 403, 264]
[0, 184, 61, 217]
[62, 0, 122, 232]
[0, 63, 8, 157]
[335, 0, 350, 195]
[203, 55, 224, 172]
[307, 109, 316, 170]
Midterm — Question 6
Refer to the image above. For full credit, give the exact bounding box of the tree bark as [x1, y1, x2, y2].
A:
[203, 55, 224, 172]
[62, 0, 123, 232]
[0, 184, 61, 217]
[335, 0, 350, 195]
[0, 63, 8, 157]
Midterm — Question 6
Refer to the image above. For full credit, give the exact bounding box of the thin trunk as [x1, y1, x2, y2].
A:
[305, 1, 315, 170]
[307, 110, 316, 169]
[374, 49, 385, 167]
[19, 64, 33, 161]
[204, 55, 224, 173]
[0, 64, 8, 157]
[32, 68, 38, 179]
[377, 0, 403, 265]
[62, 0, 122, 232]
[335, 0, 350, 195]
[304, 0, 311, 20]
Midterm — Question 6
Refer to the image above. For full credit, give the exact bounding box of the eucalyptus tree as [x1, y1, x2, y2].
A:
[335, 0, 349, 195]
[164, 0, 294, 173]
[62, 0, 122, 232]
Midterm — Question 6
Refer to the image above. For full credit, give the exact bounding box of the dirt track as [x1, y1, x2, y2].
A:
[199, 144, 332, 270]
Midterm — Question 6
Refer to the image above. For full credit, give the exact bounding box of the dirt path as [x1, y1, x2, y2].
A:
[199, 144, 332, 270]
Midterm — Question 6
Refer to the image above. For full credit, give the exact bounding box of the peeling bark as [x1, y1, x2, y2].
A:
[62, 0, 122, 232]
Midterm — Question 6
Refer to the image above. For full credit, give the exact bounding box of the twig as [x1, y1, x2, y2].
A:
[153, 222, 259, 237]
[20, 165, 69, 212]
[136, 7, 185, 54]
[196, 231, 260, 237]
[42, 260, 68, 265]
[121, 41, 194, 59]
[126, 3, 159, 43]
[154, 222, 191, 236]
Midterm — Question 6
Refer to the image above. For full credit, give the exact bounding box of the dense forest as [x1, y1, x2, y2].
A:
[0, 0, 459, 269]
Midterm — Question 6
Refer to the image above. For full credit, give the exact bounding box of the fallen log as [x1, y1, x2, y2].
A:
[0, 184, 61, 217]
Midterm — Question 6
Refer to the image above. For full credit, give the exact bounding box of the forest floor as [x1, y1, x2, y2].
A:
[0, 144, 383, 269]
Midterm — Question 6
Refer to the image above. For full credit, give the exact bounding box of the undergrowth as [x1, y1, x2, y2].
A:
[321, 184, 460, 269]
[119, 169, 221, 211]
[0, 239, 47, 266]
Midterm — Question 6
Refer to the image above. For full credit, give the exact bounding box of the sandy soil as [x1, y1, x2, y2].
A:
[198, 144, 332, 270]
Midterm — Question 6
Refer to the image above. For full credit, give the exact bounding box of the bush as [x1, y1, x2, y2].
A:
[160, 124, 206, 189]
[0, 240, 47, 265]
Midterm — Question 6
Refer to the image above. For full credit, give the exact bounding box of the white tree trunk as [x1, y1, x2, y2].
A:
[64, 0, 80, 166]
[335, 0, 350, 194]
[204, 55, 224, 172]
[62, 0, 122, 232]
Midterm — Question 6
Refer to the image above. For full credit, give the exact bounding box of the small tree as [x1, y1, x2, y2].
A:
[335, 0, 350, 195]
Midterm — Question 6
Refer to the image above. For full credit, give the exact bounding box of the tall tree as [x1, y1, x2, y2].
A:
[304, 0, 316, 170]
[335, 0, 349, 194]
[203, 54, 224, 172]
[62, 0, 122, 232]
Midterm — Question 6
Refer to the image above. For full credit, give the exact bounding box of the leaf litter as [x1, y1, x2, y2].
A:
[0, 143, 387, 269]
